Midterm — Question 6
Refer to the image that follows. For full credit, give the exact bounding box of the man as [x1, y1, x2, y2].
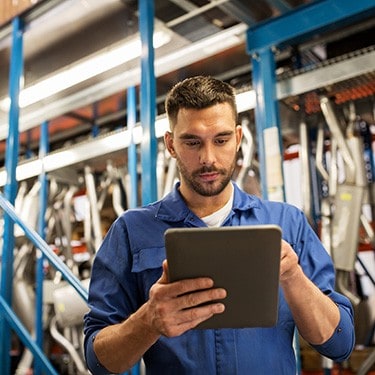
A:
[84, 76, 354, 374]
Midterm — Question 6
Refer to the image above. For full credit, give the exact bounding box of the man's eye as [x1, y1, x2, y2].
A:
[215, 138, 228, 145]
[185, 140, 200, 147]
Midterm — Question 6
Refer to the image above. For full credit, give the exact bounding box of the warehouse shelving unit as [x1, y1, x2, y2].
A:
[0, 46, 372, 186]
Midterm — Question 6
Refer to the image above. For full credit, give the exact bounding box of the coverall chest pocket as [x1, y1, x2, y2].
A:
[132, 246, 166, 302]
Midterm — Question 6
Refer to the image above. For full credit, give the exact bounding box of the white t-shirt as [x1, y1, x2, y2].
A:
[201, 183, 234, 227]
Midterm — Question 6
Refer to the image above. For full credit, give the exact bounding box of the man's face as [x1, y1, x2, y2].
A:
[165, 102, 242, 199]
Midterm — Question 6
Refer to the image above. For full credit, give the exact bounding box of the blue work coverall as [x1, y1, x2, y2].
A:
[84, 182, 355, 375]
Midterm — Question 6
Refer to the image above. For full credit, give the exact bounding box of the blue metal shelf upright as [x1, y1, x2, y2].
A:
[0, 16, 24, 374]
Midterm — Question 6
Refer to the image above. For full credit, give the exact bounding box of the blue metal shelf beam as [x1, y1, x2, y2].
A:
[247, 0, 375, 54]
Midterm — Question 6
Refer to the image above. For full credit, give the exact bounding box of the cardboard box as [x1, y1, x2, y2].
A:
[0, 0, 40, 27]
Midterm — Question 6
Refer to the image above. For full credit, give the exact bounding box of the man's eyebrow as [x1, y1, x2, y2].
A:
[178, 133, 200, 140]
[178, 131, 234, 140]
[215, 131, 234, 137]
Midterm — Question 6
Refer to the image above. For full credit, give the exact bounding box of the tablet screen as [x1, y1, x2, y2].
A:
[165, 225, 282, 329]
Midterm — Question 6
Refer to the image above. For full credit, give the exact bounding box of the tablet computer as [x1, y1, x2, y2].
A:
[165, 225, 281, 329]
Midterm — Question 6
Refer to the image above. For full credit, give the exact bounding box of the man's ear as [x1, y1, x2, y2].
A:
[164, 131, 176, 157]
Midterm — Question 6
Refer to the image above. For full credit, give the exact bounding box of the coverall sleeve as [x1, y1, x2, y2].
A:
[83, 217, 141, 374]
[291, 208, 355, 361]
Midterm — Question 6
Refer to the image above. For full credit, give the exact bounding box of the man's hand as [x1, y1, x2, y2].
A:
[279, 239, 301, 283]
[278, 239, 340, 345]
[93, 260, 226, 373]
[147, 260, 226, 337]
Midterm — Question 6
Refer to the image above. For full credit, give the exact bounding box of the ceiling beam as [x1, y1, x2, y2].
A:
[166, 0, 229, 28]
[277, 48, 375, 99]
[219, 0, 257, 26]
[246, 0, 375, 54]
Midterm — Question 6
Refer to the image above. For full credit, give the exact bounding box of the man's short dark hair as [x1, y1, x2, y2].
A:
[165, 76, 238, 129]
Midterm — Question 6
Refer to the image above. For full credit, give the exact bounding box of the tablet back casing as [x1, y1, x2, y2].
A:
[165, 225, 281, 329]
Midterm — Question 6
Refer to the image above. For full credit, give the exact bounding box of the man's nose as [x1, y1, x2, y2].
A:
[199, 144, 216, 165]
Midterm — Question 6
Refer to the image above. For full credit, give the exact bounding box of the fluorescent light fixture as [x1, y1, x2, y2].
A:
[0, 30, 171, 111]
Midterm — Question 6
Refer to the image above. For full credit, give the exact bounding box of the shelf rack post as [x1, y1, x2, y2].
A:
[0, 16, 24, 374]
[139, 0, 157, 205]
[34, 120, 49, 375]
[127, 86, 138, 208]
[250, 47, 285, 202]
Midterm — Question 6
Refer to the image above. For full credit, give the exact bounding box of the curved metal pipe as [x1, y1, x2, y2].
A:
[236, 117, 254, 190]
[320, 96, 356, 184]
[299, 120, 312, 220]
[336, 270, 360, 306]
[328, 138, 338, 198]
[13, 243, 35, 332]
[15, 348, 34, 375]
[315, 122, 329, 182]
[49, 316, 88, 375]
[84, 166, 102, 252]
[112, 182, 125, 217]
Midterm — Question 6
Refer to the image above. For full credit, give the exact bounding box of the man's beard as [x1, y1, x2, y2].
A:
[175, 156, 236, 197]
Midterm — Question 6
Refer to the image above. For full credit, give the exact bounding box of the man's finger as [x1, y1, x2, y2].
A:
[157, 260, 169, 284]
